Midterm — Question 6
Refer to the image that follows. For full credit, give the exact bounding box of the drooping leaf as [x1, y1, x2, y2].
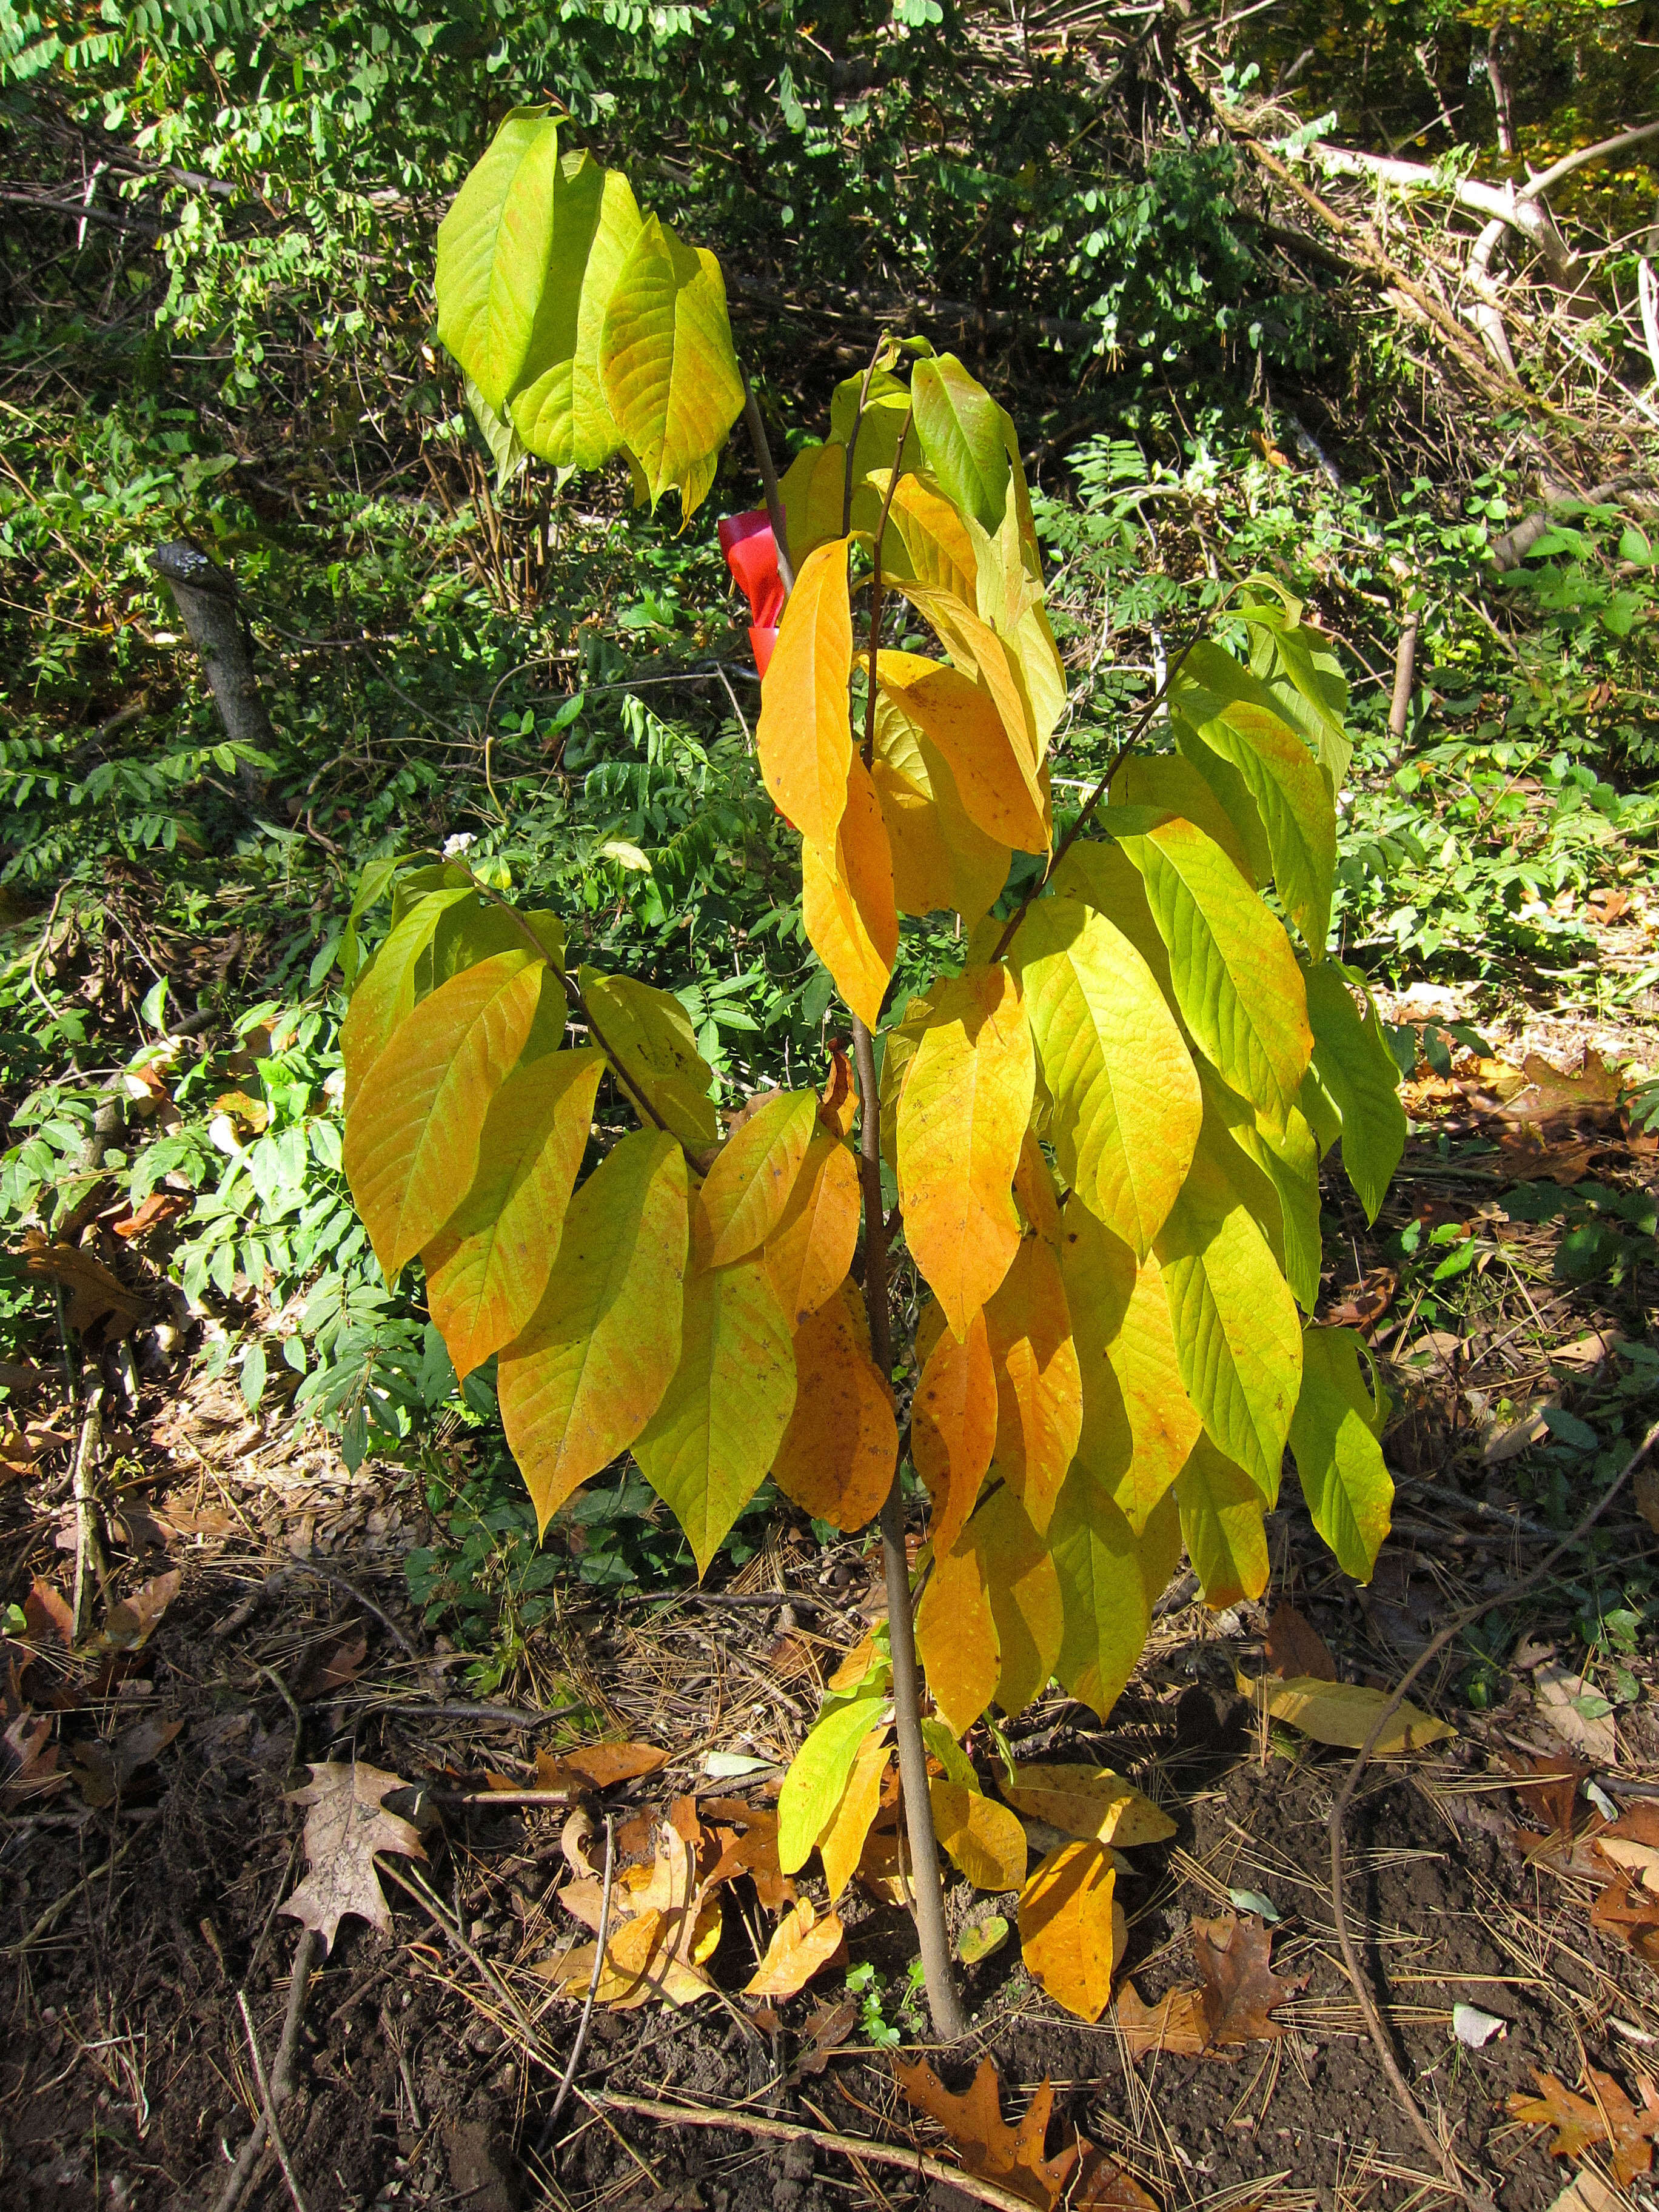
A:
[911, 1308, 997, 1562]
[800, 754, 897, 1029]
[757, 536, 854, 861]
[1175, 1437, 1270, 1608]
[1304, 963, 1406, 1223]
[1011, 896, 1200, 1256]
[1288, 1326, 1393, 1584]
[464, 376, 528, 493]
[985, 1235, 1082, 1535]
[1244, 600, 1353, 791]
[771, 1282, 897, 1530]
[423, 1047, 604, 1378]
[911, 354, 1012, 532]
[497, 1130, 689, 1530]
[872, 688, 1012, 928]
[1252, 1675, 1455, 1754]
[578, 967, 719, 1148]
[343, 951, 545, 1279]
[340, 887, 472, 1112]
[1019, 1840, 1121, 2023]
[434, 107, 563, 415]
[930, 1780, 1028, 1891]
[876, 651, 1047, 853]
[885, 472, 980, 603]
[744, 1899, 847, 1998]
[598, 213, 743, 515]
[1000, 1765, 1175, 1848]
[1061, 1204, 1202, 1535]
[817, 1723, 891, 1902]
[1048, 1470, 1176, 1722]
[763, 1133, 861, 1327]
[896, 964, 1034, 1337]
[634, 1257, 797, 1576]
[280, 1761, 427, 1954]
[695, 1090, 819, 1265]
[971, 1483, 1063, 1719]
[778, 1691, 892, 1874]
[890, 591, 1046, 833]
[1222, 1099, 1322, 1315]
[916, 1529, 1000, 1737]
[1110, 750, 1259, 885]
[509, 151, 643, 469]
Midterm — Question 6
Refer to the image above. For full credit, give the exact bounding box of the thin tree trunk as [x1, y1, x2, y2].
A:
[154, 541, 270, 802]
[1389, 610, 1420, 745]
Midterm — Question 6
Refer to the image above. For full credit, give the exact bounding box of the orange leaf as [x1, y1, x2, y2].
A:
[819, 1726, 891, 1902]
[871, 685, 1012, 930]
[756, 536, 853, 859]
[802, 755, 897, 1029]
[695, 1089, 818, 1265]
[1113, 1980, 1211, 2058]
[916, 1529, 999, 1736]
[498, 1130, 689, 1530]
[763, 1132, 860, 1326]
[911, 1309, 997, 1561]
[888, 591, 1049, 844]
[1264, 1600, 1337, 1682]
[986, 1235, 1082, 1535]
[876, 651, 1047, 853]
[894, 2055, 1078, 2210]
[1020, 1840, 1122, 2022]
[771, 1281, 896, 1529]
[819, 1044, 856, 1137]
[896, 963, 1034, 1337]
[110, 1191, 189, 1241]
[1511, 2068, 1659, 2184]
[744, 1898, 847, 1997]
[1013, 1130, 1061, 1244]
[545, 1741, 669, 1790]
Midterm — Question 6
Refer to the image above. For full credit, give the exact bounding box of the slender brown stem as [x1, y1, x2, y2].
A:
[860, 410, 914, 772]
[840, 349, 884, 538]
[851, 1016, 967, 2043]
[742, 370, 794, 594]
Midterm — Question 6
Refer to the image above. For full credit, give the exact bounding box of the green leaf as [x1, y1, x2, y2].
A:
[1155, 1103, 1304, 1498]
[1221, 1098, 1322, 1314]
[634, 1257, 797, 1577]
[911, 354, 1011, 532]
[339, 888, 472, 1113]
[1244, 602, 1353, 791]
[1171, 640, 1336, 949]
[1011, 895, 1201, 1256]
[778, 1692, 891, 1874]
[1176, 1435, 1269, 1607]
[1304, 964, 1406, 1223]
[435, 107, 563, 415]
[1289, 1325, 1393, 1583]
[1049, 1472, 1179, 1723]
[509, 151, 643, 471]
[1110, 750, 1259, 885]
[599, 214, 744, 516]
[464, 376, 528, 494]
[342, 950, 546, 1278]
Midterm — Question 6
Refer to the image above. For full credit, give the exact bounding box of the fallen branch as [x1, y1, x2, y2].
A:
[1489, 472, 1650, 568]
[211, 1926, 322, 2212]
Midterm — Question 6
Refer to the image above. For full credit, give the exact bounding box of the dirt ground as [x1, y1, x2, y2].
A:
[6, 1022, 1659, 2212]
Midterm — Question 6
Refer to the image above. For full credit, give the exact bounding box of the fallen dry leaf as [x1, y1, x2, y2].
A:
[538, 1740, 668, 1791]
[1637, 1464, 1659, 1537]
[700, 1797, 797, 1911]
[788, 1997, 857, 2081]
[292, 1627, 369, 1701]
[1, 1709, 64, 1809]
[279, 1761, 428, 1952]
[70, 1714, 183, 1809]
[549, 1820, 722, 2010]
[744, 1898, 845, 1998]
[1019, 1840, 1122, 2023]
[1190, 1911, 1307, 2045]
[96, 1570, 181, 1654]
[1511, 2067, 1659, 2185]
[1322, 1269, 1396, 1335]
[110, 1191, 190, 1241]
[999, 1764, 1175, 1847]
[24, 1577, 75, 1649]
[1113, 1979, 1212, 2058]
[1533, 1661, 1617, 1764]
[1251, 1674, 1455, 1755]
[21, 1231, 147, 1340]
[1264, 1601, 1337, 1683]
[894, 2056, 1080, 2211]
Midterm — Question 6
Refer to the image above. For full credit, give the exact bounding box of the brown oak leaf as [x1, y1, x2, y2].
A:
[1190, 1911, 1307, 2045]
[1511, 2068, 1659, 2185]
[280, 1761, 427, 1953]
[1113, 1980, 1212, 2059]
[71, 1714, 183, 1809]
[1, 1710, 64, 1809]
[894, 2056, 1078, 2210]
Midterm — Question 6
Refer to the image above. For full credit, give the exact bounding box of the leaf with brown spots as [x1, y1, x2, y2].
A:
[1511, 2068, 1659, 2185]
[1190, 1911, 1307, 2045]
[280, 1761, 427, 1953]
[1263, 1600, 1336, 1682]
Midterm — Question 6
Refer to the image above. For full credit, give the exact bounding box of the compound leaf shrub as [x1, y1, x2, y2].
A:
[340, 111, 1407, 2029]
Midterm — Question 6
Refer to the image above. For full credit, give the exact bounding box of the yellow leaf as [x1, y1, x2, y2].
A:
[916, 1530, 1000, 1737]
[973, 1483, 1062, 1720]
[896, 964, 1034, 1338]
[695, 1090, 818, 1265]
[1176, 1435, 1270, 1607]
[818, 1726, 891, 1903]
[771, 1282, 896, 1530]
[634, 1258, 796, 1577]
[757, 536, 853, 861]
[872, 689, 1011, 930]
[1061, 1203, 1201, 1535]
[579, 966, 719, 1147]
[911, 1308, 997, 1563]
[343, 950, 544, 1279]
[896, 583, 1045, 836]
[1019, 1840, 1121, 2022]
[884, 472, 979, 603]
[424, 1047, 603, 1379]
[498, 1130, 689, 1530]
[1254, 1675, 1455, 1755]
[763, 1133, 860, 1327]
[985, 1235, 1082, 1535]
[801, 754, 897, 1029]
[876, 650, 1046, 853]
[1012, 1130, 1061, 1245]
[930, 1781, 1028, 1892]
[744, 1899, 847, 1997]
[1000, 1765, 1175, 1848]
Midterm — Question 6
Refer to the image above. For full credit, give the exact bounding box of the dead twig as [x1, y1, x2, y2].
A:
[236, 1988, 311, 2212]
[542, 1809, 614, 2147]
[1329, 1415, 1659, 2208]
[211, 1926, 322, 2212]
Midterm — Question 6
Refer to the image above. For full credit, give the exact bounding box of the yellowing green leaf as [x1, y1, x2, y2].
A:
[771, 1282, 896, 1531]
[763, 1133, 860, 1327]
[985, 1235, 1081, 1535]
[1155, 1109, 1304, 1498]
[423, 1046, 604, 1379]
[1219, 1092, 1323, 1315]
[695, 1090, 818, 1266]
[435, 107, 563, 415]
[911, 354, 1011, 532]
[598, 214, 742, 514]
[1048, 1466, 1163, 1723]
[885, 472, 979, 604]
[509, 152, 643, 470]
[578, 966, 719, 1148]
[343, 950, 544, 1279]
[800, 754, 897, 1029]
[876, 651, 1046, 854]
[1111, 749, 1260, 885]
[930, 1781, 1028, 1891]
[958, 1915, 1009, 1963]
[1019, 1840, 1120, 2022]
[916, 1530, 1000, 1737]
[818, 1723, 891, 1902]
[780, 440, 857, 569]
[1176, 1435, 1270, 1608]
[1000, 1764, 1176, 1848]
[896, 963, 1034, 1338]
[1061, 1202, 1202, 1535]
[779, 1693, 891, 1874]
[1289, 1325, 1393, 1584]
[757, 537, 853, 862]
[1012, 896, 1200, 1256]
[1305, 962, 1406, 1224]
[1255, 1675, 1455, 1755]
[911, 1308, 997, 1562]
[497, 1129, 689, 1530]
[634, 1258, 797, 1576]
[971, 1483, 1062, 1720]
[340, 887, 472, 1113]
